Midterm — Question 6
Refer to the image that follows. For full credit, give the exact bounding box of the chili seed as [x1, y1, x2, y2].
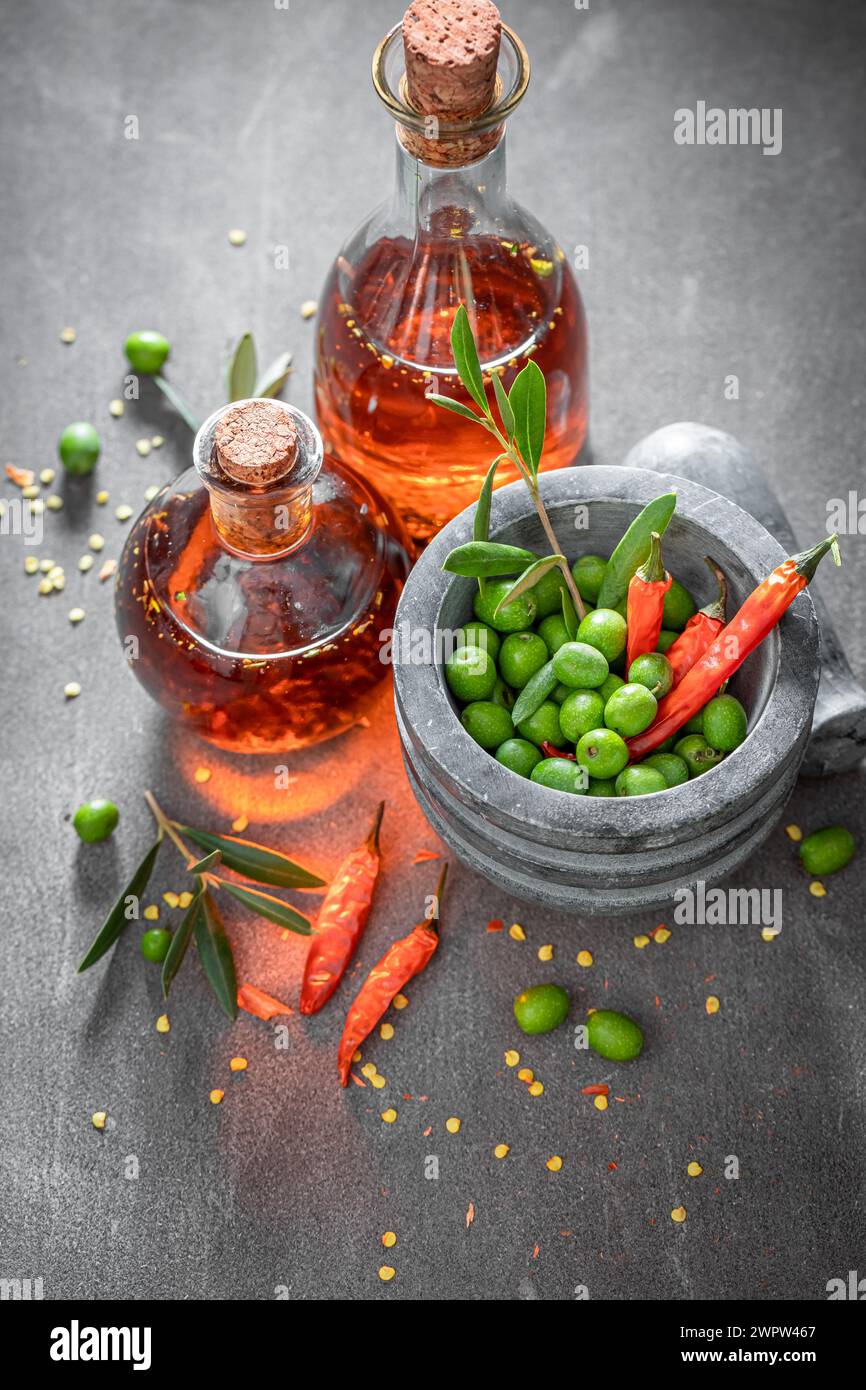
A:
[163, 892, 179, 908]
[671, 1206, 687, 1223]
[88, 533, 104, 551]
[22, 484, 39, 499]
[109, 399, 124, 417]
[445, 1117, 461, 1134]
[381, 1108, 397, 1124]
[504, 1050, 520, 1067]
[178, 891, 193, 909]
[361, 1063, 377, 1080]
[228, 228, 247, 246]
[538, 944, 553, 961]
[528, 1081, 544, 1097]
[96, 490, 109, 505]
[230, 1057, 248, 1072]
[135, 439, 152, 457]
[68, 607, 85, 624]
[91, 1111, 106, 1130]
[634, 934, 650, 948]
[809, 881, 826, 898]
[151, 435, 164, 448]
[64, 682, 81, 699]
[517, 1068, 534, 1083]
[509, 923, 526, 941]
[370, 1074, 386, 1090]
[687, 1161, 702, 1177]
[156, 1015, 170, 1034]
[761, 927, 780, 942]
[232, 814, 249, 832]
[46, 495, 63, 511]
[143, 905, 159, 921]
[546, 1155, 563, 1172]
[785, 824, 803, 842]
[393, 993, 408, 1010]
[300, 300, 318, 319]
[24, 556, 39, 575]
[381, 1232, 396, 1249]
[115, 504, 133, 522]
[78, 555, 93, 572]
[493, 1144, 510, 1159]
[194, 767, 211, 783]
[594, 1094, 608, 1111]
[378, 1266, 395, 1282]
[379, 1023, 394, 1040]
[705, 995, 720, 1015]
[60, 326, 77, 344]
[576, 950, 593, 967]
[210, 1090, 224, 1104]
[39, 468, 55, 484]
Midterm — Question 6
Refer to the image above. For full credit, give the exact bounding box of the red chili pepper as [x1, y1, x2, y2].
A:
[666, 558, 728, 685]
[300, 802, 384, 1016]
[626, 531, 672, 670]
[627, 535, 839, 760]
[338, 864, 447, 1086]
[540, 741, 576, 760]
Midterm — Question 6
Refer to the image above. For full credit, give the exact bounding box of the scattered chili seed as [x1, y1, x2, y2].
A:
[38, 577, 54, 596]
[517, 1067, 534, 1082]
[194, 767, 211, 784]
[28, 499, 45, 515]
[96, 490, 109, 505]
[504, 1049, 520, 1067]
[39, 468, 56, 484]
[393, 993, 408, 1010]
[445, 1116, 461, 1134]
[135, 439, 152, 458]
[210, 1089, 224, 1105]
[761, 926, 780, 942]
[671, 1205, 687, 1223]
[633, 934, 650, 948]
[24, 555, 39, 575]
[546, 1155, 563, 1172]
[230, 1057, 248, 1072]
[509, 923, 526, 941]
[178, 891, 193, 909]
[594, 1094, 608, 1111]
[381, 1231, 396, 1248]
[687, 1161, 703, 1177]
[809, 881, 826, 898]
[528, 1081, 544, 1097]
[115, 504, 133, 522]
[144, 485, 159, 502]
[68, 607, 86, 624]
[576, 949, 593, 967]
[378, 1265, 395, 1282]
[22, 483, 40, 499]
[60, 326, 77, 344]
[785, 824, 803, 842]
[156, 1014, 170, 1034]
[493, 1144, 510, 1159]
[46, 495, 63, 511]
[379, 1022, 395, 1040]
[151, 435, 164, 448]
[91, 1111, 107, 1130]
[705, 995, 720, 1015]
[538, 943, 554, 961]
[109, 399, 124, 418]
[361, 1062, 378, 1080]
[370, 1074, 386, 1090]
[381, 1108, 397, 1124]
[232, 814, 249, 833]
[64, 682, 81, 699]
[300, 300, 318, 319]
[654, 927, 671, 944]
[163, 892, 180, 908]
[88, 533, 105, 551]
[228, 228, 247, 246]
[143, 905, 159, 921]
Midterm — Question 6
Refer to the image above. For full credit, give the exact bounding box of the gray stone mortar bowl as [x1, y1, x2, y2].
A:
[393, 466, 821, 915]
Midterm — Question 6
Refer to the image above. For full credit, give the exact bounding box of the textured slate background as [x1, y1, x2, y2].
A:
[1, 0, 864, 1301]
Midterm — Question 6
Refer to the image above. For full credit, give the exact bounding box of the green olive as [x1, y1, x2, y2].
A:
[124, 329, 171, 375]
[72, 799, 119, 843]
[587, 1008, 644, 1061]
[514, 983, 570, 1035]
[799, 826, 855, 877]
[58, 422, 101, 475]
[140, 928, 172, 963]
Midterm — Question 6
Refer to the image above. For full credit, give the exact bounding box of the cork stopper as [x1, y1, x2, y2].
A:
[214, 400, 298, 488]
[403, 0, 502, 120]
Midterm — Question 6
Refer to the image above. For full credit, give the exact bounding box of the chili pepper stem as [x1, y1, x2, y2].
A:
[427, 862, 449, 933]
[794, 533, 840, 580]
[636, 531, 666, 584]
[366, 800, 386, 851]
[700, 556, 728, 621]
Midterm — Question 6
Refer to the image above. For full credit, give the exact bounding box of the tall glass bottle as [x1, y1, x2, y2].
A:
[115, 399, 411, 753]
[315, 3, 588, 542]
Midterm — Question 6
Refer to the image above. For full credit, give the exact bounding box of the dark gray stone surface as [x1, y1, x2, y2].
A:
[1, 0, 864, 1301]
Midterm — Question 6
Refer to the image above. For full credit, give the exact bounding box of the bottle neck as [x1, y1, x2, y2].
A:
[392, 131, 508, 234]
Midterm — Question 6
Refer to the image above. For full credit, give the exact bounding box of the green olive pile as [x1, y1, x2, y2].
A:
[444, 556, 748, 797]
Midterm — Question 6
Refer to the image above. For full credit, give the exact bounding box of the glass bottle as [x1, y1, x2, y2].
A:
[115, 398, 412, 754]
[314, 11, 588, 542]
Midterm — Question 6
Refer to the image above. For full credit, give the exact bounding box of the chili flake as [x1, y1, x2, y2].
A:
[486, 918, 504, 933]
[687, 1161, 703, 1177]
[546, 1155, 563, 1172]
[785, 824, 803, 842]
[594, 1094, 608, 1111]
[508, 923, 526, 941]
[504, 1050, 520, 1067]
[576, 949, 593, 967]
[381, 1108, 397, 1124]
[91, 1111, 107, 1130]
[445, 1117, 461, 1134]
[670, 1205, 687, 1223]
[378, 1265, 395, 1282]
[581, 1084, 609, 1097]
[538, 943, 554, 961]
[156, 1014, 170, 1034]
[209, 1090, 224, 1105]
[493, 1144, 510, 1159]
[382, 1231, 396, 1248]
[412, 849, 441, 863]
[705, 995, 720, 1015]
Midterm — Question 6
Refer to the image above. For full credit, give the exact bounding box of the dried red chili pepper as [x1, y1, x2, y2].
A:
[337, 864, 448, 1086]
[666, 558, 728, 685]
[540, 741, 576, 760]
[300, 802, 384, 1016]
[626, 531, 672, 669]
[627, 535, 839, 760]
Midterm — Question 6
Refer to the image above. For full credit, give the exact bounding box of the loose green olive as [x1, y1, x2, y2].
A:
[58, 422, 101, 475]
[587, 1009, 644, 1061]
[140, 928, 172, 963]
[799, 826, 855, 877]
[73, 799, 119, 843]
[514, 983, 570, 1035]
[124, 329, 171, 375]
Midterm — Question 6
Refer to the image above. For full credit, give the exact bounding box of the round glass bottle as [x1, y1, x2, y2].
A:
[115, 398, 412, 753]
[314, 6, 588, 541]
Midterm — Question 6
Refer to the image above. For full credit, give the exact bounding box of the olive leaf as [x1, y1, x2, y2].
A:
[426, 394, 486, 426]
[508, 360, 547, 475]
[562, 586, 579, 640]
[178, 825, 324, 890]
[187, 849, 221, 875]
[595, 492, 678, 610]
[161, 887, 203, 998]
[254, 350, 293, 399]
[76, 838, 162, 973]
[219, 881, 313, 936]
[474, 459, 501, 547]
[450, 304, 491, 418]
[226, 332, 257, 402]
[152, 374, 201, 434]
[442, 541, 540, 579]
[195, 889, 238, 1020]
[494, 555, 565, 615]
[491, 371, 515, 440]
[510, 659, 558, 726]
